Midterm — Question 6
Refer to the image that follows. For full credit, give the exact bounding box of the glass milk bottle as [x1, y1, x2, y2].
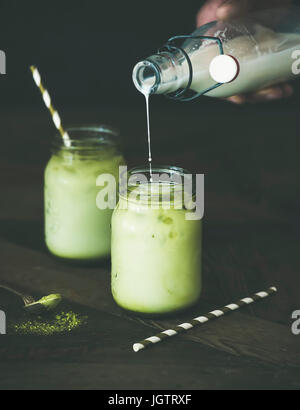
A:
[133, 7, 300, 100]
[111, 166, 202, 315]
[45, 125, 125, 262]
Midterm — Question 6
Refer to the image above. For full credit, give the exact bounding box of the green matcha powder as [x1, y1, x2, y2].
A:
[12, 311, 87, 336]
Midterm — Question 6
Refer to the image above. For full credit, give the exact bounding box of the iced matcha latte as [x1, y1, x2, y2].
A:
[111, 167, 202, 314]
[45, 126, 125, 261]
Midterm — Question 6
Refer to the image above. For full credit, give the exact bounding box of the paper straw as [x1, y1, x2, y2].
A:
[30, 65, 71, 147]
[133, 286, 277, 352]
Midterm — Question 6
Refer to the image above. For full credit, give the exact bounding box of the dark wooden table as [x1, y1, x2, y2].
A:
[0, 103, 300, 390]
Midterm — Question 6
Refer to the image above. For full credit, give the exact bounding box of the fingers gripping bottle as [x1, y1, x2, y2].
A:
[133, 7, 300, 101]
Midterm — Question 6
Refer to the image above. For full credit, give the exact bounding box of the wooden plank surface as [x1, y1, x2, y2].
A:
[1, 282, 300, 390]
[1, 237, 299, 369]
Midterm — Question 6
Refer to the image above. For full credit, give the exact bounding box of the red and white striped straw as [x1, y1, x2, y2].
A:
[30, 65, 71, 147]
[133, 286, 277, 352]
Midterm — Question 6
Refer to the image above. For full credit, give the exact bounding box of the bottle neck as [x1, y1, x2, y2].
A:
[132, 50, 188, 96]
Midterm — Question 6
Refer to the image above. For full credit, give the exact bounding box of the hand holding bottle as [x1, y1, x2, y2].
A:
[197, 0, 294, 103]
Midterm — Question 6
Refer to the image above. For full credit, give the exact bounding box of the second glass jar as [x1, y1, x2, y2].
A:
[45, 125, 125, 262]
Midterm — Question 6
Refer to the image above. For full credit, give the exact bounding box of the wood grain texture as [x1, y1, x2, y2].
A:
[0, 238, 299, 368]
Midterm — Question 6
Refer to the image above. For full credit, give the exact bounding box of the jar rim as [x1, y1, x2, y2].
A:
[128, 165, 192, 182]
[53, 124, 120, 150]
[120, 165, 196, 204]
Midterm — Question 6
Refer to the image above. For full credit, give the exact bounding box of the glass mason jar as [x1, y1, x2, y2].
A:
[111, 166, 202, 315]
[45, 125, 125, 262]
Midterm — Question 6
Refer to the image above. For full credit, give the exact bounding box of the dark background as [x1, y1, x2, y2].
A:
[0, 0, 204, 108]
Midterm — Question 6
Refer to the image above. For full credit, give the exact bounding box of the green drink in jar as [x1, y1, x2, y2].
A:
[111, 166, 202, 314]
[45, 125, 125, 262]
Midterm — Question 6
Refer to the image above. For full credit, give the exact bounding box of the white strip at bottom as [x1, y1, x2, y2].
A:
[194, 316, 209, 323]
[133, 343, 145, 352]
[146, 336, 161, 344]
[162, 329, 177, 336]
[225, 304, 239, 310]
[210, 310, 224, 317]
[178, 323, 193, 330]
[256, 291, 268, 298]
[241, 297, 253, 304]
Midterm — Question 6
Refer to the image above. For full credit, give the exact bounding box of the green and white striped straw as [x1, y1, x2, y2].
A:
[30, 65, 71, 147]
[133, 286, 277, 352]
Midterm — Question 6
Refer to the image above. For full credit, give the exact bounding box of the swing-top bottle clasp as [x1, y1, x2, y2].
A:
[159, 34, 239, 101]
